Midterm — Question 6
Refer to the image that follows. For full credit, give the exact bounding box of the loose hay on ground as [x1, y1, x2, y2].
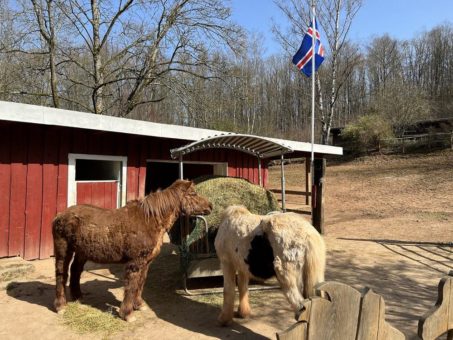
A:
[62, 302, 126, 335]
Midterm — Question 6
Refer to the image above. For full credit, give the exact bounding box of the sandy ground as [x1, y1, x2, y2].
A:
[1, 150, 452, 339]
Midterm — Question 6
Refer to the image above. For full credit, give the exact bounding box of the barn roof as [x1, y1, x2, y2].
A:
[0, 100, 342, 156]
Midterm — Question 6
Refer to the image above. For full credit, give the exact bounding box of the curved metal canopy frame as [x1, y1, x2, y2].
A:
[170, 133, 293, 211]
[170, 133, 293, 160]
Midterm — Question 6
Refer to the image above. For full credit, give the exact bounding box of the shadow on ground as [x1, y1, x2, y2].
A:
[324, 239, 452, 339]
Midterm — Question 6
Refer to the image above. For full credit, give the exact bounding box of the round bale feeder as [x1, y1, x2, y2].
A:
[170, 133, 294, 293]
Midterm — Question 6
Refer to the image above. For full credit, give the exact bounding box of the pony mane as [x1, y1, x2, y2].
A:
[140, 186, 181, 221]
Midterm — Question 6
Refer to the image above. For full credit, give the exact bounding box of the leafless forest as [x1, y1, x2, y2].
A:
[1, 0, 452, 144]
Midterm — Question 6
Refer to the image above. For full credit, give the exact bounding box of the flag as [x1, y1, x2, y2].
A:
[292, 17, 325, 77]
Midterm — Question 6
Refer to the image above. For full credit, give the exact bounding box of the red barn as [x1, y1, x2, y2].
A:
[0, 101, 342, 260]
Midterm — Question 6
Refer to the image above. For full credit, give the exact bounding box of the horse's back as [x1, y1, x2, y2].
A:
[261, 212, 325, 263]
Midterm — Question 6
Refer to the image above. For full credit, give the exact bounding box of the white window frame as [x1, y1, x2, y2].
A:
[68, 153, 128, 207]
[146, 159, 228, 177]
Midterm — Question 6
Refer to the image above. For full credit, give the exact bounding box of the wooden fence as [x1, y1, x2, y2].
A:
[277, 271, 453, 340]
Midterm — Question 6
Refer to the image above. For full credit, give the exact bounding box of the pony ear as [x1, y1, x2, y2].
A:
[178, 179, 193, 192]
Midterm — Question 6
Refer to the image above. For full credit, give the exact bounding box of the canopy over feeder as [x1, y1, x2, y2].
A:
[170, 133, 293, 211]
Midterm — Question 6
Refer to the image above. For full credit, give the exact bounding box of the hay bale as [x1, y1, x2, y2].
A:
[194, 176, 280, 230]
[168, 176, 280, 250]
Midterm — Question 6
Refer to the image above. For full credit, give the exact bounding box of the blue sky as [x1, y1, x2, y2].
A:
[230, 0, 453, 55]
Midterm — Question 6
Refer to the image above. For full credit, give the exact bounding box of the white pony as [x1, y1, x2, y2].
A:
[215, 205, 326, 326]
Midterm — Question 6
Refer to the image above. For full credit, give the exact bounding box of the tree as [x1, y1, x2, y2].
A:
[274, 0, 363, 145]
[342, 114, 394, 153]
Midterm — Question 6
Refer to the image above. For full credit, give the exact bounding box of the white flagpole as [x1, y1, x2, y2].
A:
[311, 0, 316, 209]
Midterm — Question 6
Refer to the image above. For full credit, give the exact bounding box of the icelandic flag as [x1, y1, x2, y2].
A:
[292, 17, 325, 77]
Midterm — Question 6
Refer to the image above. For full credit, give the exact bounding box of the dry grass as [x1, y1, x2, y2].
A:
[62, 302, 126, 335]
[268, 150, 453, 242]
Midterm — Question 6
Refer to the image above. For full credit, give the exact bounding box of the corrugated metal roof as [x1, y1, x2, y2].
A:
[170, 133, 293, 159]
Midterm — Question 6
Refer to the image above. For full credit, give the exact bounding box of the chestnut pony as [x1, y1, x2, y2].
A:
[52, 179, 212, 321]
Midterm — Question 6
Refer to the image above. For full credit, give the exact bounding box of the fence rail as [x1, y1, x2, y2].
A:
[338, 131, 453, 155]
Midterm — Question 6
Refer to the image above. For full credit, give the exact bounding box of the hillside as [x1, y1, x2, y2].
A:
[268, 150, 453, 242]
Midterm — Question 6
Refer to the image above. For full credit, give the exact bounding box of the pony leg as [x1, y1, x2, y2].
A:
[69, 253, 87, 300]
[218, 260, 236, 326]
[274, 258, 305, 318]
[119, 261, 144, 322]
[54, 239, 73, 312]
[133, 263, 150, 311]
[236, 270, 251, 319]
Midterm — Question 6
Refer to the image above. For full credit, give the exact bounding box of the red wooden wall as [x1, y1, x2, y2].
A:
[0, 121, 268, 260]
[76, 182, 118, 209]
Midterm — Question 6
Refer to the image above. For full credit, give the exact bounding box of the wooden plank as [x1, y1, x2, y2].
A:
[276, 322, 308, 340]
[138, 137, 147, 198]
[104, 182, 112, 209]
[0, 124, 11, 257]
[8, 124, 28, 257]
[87, 131, 101, 155]
[227, 150, 236, 177]
[24, 126, 44, 260]
[76, 182, 92, 205]
[271, 189, 308, 196]
[307, 281, 362, 340]
[72, 128, 88, 154]
[56, 128, 70, 212]
[263, 162, 268, 188]
[91, 182, 106, 208]
[357, 288, 403, 340]
[419, 272, 453, 340]
[126, 136, 140, 201]
[40, 127, 59, 258]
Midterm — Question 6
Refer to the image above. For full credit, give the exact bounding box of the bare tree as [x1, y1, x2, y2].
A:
[274, 0, 362, 144]
[56, 0, 242, 115]
[31, 0, 60, 107]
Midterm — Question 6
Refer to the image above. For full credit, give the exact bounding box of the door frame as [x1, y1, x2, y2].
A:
[67, 153, 128, 207]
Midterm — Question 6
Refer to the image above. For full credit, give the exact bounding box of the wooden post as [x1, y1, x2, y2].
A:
[450, 131, 453, 150]
[312, 158, 325, 234]
[305, 157, 310, 205]
[280, 154, 286, 212]
[258, 157, 262, 186]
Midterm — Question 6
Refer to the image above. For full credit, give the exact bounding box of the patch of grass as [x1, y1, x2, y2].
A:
[0, 264, 34, 282]
[416, 211, 451, 222]
[189, 293, 223, 308]
[62, 302, 126, 335]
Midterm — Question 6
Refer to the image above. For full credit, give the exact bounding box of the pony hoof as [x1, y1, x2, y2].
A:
[234, 310, 251, 319]
[217, 315, 233, 327]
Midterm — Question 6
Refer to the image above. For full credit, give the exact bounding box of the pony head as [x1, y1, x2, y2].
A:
[176, 180, 212, 216]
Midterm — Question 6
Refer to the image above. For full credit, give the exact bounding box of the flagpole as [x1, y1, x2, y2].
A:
[311, 0, 316, 211]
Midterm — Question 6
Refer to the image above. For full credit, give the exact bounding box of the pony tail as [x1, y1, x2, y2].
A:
[303, 231, 326, 298]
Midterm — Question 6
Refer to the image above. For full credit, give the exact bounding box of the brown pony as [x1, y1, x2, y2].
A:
[52, 179, 212, 322]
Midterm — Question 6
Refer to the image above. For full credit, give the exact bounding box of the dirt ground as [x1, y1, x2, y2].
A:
[1, 150, 452, 339]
